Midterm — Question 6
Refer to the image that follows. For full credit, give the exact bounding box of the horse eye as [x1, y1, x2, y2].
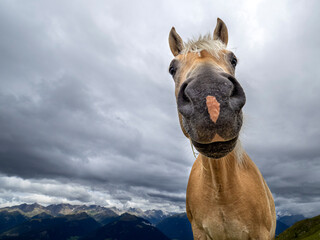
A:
[169, 66, 176, 76]
[230, 57, 237, 68]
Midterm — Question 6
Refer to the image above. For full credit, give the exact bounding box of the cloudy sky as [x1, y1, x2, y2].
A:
[0, 0, 319, 217]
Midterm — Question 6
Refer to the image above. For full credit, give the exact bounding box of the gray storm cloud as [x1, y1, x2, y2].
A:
[0, 0, 319, 217]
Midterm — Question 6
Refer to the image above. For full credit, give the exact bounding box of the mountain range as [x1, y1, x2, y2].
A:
[0, 203, 178, 240]
[0, 203, 171, 225]
[0, 203, 312, 240]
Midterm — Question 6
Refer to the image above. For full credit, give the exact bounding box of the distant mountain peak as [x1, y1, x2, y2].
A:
[119, 212, 140, 221]
[126, 207, 145, 215]
[15, 202, 45, 213]
[117, 212, 153, 224]
[277, 214, 306, 227]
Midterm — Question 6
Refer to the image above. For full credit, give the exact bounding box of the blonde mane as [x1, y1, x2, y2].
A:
[181, 33, 226, 58]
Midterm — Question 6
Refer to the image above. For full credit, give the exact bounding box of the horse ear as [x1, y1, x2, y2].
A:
[169, 27, 184, 56]
[213, 18, 228, 45]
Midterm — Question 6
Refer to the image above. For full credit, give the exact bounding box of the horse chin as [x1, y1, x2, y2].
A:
[191, 136, 238, 159]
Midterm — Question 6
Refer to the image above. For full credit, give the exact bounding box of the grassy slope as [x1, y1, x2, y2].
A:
[302, 229, 320, 240]
[276, 215, 320, 240]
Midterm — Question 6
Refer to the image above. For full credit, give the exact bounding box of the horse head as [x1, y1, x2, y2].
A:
[168, 18, 246, 159]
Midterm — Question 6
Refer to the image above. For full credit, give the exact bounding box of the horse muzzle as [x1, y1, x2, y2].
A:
[177, 64, 246, 157]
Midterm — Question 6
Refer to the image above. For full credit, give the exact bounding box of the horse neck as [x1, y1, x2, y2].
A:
[197, 150, 248, 191]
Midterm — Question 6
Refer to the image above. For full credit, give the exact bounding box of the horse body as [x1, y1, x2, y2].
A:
[168, 18, 276, 239]
[187, 152, 276, 240]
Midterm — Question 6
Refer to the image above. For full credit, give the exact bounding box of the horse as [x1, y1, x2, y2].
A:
[168, 18, 276, 240]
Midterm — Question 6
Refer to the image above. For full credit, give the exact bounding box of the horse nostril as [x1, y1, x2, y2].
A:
[177, 81, 193, 118]
[226, 75, 246, 111]
[230, 84, 236, 98]
[181, 87, 190, 103]
[229, 77, 237, 98]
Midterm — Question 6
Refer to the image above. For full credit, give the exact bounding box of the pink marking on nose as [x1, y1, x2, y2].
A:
[206, 96, 220, 123]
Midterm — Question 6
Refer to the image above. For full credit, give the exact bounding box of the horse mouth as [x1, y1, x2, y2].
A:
[191, 136, 238, 159]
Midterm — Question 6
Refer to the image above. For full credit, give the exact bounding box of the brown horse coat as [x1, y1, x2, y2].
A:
[187, 152, 276, 239]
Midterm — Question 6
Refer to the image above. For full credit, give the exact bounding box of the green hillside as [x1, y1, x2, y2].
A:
[276, 214, 320, 240]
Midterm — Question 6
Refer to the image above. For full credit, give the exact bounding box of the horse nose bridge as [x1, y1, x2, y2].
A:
[177, 73, 228, 119]
[190, 65, 234, 96]
[180, 72, 232, 103]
